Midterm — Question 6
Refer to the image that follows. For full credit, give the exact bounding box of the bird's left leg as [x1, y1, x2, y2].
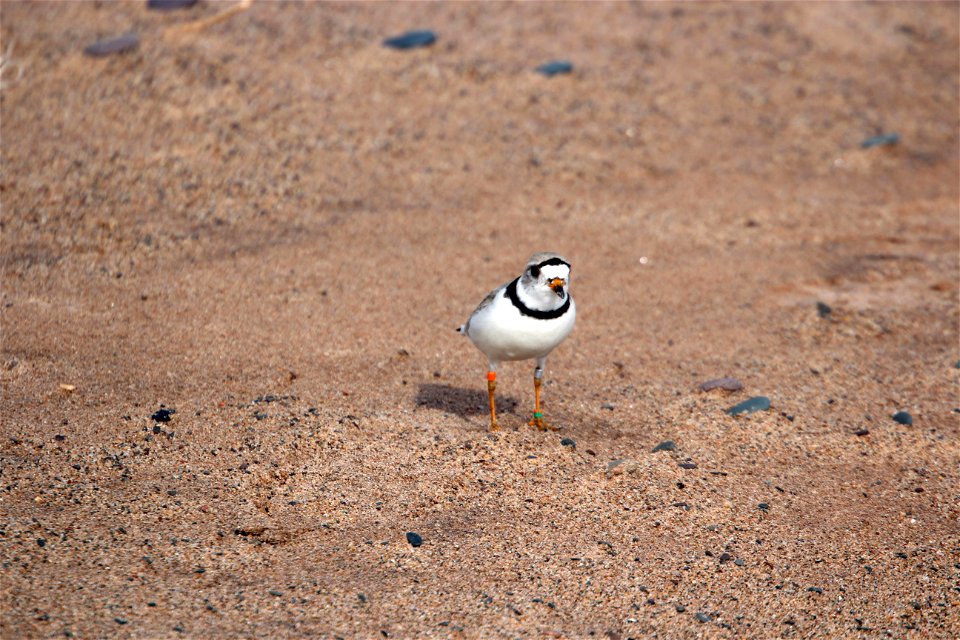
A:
[528, 358, 557, 431]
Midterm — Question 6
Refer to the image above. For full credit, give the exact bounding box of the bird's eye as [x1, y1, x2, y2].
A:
[529, 265, 540, 278]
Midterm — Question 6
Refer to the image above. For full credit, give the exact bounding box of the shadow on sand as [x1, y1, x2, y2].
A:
[415, 383, 519, 418]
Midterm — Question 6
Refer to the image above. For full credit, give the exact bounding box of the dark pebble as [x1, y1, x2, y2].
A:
[719, 552, 732, 563]
[854, 428, 870, 436]
[536, 60, 573, 76]
[37, 538, 46, 547]
[114, 618, 128, 625]
[406, 531, 423, 547]
[676, 605, 686, 612]
[892, 411, 913, 425]
[652, 440, 676, 452]
[734, 558, 744, 566]
[807, 586, 823, 594]
[84, 33, 139, 57]
[861, 132, 900, 148]
[358, 593, 367, 603]
[269, 589, 283, 597]
[147, 0, 197, 9]
[678, 461, 698, 469]
[699, 377, 743, 392]
[54, 434, 66, 442]
[601, 403, 615, 410]
[694, 612, 712, 623]
[383, 30, 436, 50]
[727, 396, 771, 416]
[895, 551, 908, 559]
[955, 360, 960, 369]
[758, 502, 770, 511]
[254, 412, 267, 421]
[816, 301, 832, 317]
[151, 408, 175, 423]
[167, 490, 177, 496]
[560, 438, 576, 448]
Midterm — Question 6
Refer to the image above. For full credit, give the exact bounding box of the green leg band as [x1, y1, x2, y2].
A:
[533, 411, 543, 419]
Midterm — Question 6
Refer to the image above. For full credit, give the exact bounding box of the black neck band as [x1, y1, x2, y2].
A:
[505, 278, 571, 320]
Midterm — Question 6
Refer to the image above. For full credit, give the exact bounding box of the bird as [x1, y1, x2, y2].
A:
[458, 252, 576, 431]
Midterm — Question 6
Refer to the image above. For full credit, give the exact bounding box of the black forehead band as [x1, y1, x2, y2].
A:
[533, 257, 570, 270]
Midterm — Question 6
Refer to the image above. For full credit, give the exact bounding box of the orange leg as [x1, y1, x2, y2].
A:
[528, 366, 557, 431]
[487, 371, 499, 432]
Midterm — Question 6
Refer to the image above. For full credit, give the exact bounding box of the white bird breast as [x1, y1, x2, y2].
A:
[467, 290, 576, 363]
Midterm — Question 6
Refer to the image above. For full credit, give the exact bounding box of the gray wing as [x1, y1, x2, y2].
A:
[459, 283, 506, 334]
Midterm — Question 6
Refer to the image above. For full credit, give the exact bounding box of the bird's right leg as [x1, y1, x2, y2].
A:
[487, 370, 499, 432]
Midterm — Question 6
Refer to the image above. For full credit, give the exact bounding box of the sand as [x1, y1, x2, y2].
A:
[1, 1, 958, 638]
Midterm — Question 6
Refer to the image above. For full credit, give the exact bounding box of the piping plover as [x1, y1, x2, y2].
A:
[458, 252, 576, 431]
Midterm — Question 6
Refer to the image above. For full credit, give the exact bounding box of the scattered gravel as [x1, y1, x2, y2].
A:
[151, 408, 176, 423]
[536, 60, 574, 76]
[892, 411, 913, 425]
[383, 30, 437, 49]
[84, 33, 139, 57]
[699, 377, 743, 392]
[727, 396, 771, 416]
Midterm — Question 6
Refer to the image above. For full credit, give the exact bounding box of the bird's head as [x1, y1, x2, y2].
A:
[521, 253, 571, 303]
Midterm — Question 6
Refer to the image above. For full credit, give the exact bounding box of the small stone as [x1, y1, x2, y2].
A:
[37, 538, 46, 547]
[406, 531, 423, 547]
[694, 612, 712, 623]
[758, 502, 770, 511]
[536, 60, 573, 76]
[383, 30, 437, 50]
[699, 377, 743, 392]
[675, 605, 686, 613]
[652, 440, 676, 452]
[358, 593, 367, 603]
[114, 618, 128, 625]
[54, 434, 66, 442]
[816, 301, 832, 317]
[678, 461, 698, 469]
[727, 396, 771, 416]
[84, 33, 139, 57]
[807, 586, 823, 594]
[854, 428, 870, 436]
[719, 552, 732, 563]
[606, 459, 638, 477]
[601, 403, 615, 411]
[734, 558, 745, 566]
[254, 412, 267, 421]
[151, 408, 175, 423]
[147, 0, 197, 9]
[269, 589, 283, 597]
[892, 411, 913, 425]
[861, 132, 900, 148]
[560, 438, 576, 448]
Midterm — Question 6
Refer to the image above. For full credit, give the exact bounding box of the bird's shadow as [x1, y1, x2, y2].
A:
[415, 383, 520, 418]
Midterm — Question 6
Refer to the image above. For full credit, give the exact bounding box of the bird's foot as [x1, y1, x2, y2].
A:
[528, 413, 558, 431]
[489, 420, 501, 432]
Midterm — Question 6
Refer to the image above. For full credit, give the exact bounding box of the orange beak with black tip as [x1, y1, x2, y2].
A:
[549, 277, 566, 297]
